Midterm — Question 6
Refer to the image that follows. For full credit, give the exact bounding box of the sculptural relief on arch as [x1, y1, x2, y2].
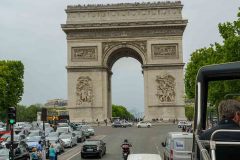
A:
[62, 1, 187, 122]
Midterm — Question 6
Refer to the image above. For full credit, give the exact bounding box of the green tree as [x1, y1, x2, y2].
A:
[185, 10, 240, 106]
[112, 104, 134, 120]
[16, 104, 41, 122]
[185, 105, 194, 121]
[0, 61, 24, 120]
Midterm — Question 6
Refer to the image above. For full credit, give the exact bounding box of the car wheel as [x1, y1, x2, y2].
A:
[99, 151, 103, 158]
[147, 125, 150, 128]
[138, 126, 140, 128]
[70, 143, 73, 148]
[81, 154, 85, 159]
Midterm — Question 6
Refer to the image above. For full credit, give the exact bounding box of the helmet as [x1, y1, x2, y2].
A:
[124, 139, 128, 143]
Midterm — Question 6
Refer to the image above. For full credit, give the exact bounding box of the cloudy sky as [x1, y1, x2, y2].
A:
[0, 0, 239, 114]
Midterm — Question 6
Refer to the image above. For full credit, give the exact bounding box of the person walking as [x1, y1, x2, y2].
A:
[49, 144, 56, 160]
[31, 148, 39, 160]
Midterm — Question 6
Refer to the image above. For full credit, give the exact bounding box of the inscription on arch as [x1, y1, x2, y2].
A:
[71, 46, 98, 61]
[151, 44, 178, 59]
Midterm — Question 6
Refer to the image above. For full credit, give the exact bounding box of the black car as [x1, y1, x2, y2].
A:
[73, 131, 86, 143]
[0, 141, 30, 160]
[81, 140, 106, 159]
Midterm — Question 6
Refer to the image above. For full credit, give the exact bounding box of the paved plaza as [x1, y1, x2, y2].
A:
[59, 124, 181, 160]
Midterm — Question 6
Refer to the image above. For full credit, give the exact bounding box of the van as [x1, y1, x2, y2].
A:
[162, 132, 192, 160]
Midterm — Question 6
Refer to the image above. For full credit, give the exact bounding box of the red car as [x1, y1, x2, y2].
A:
[0, 131, 10, 143]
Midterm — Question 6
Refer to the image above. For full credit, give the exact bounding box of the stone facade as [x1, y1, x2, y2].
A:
[62, 2, 187, 122]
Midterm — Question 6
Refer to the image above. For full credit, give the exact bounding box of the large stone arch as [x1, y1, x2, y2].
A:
[62, 2, 187, 122]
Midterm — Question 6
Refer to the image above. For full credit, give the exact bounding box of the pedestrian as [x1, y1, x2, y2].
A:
[49, 144, 56, 160]
[31, 147, 39, 160]
[42, 146, 46, 160]
[104, 119, 107, 126]
[182, 126, 186, 132]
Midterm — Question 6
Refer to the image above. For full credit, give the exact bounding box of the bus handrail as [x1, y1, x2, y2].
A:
[210, 129, 240, 160]
[195, 135, 211, 160]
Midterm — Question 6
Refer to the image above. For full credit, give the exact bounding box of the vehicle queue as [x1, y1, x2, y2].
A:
[0, 121, 96, 160]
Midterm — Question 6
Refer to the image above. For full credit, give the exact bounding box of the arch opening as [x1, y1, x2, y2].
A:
[111, 57, 144, 119]
[106, 47, 145, 120]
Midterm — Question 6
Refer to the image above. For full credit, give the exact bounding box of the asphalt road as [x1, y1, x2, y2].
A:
[59, 124, 181, 160]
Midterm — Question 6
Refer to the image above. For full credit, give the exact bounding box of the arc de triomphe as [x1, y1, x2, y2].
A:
[61, 2, 187, 122]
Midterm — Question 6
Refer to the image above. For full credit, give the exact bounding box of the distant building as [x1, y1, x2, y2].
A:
[45, 99, 68, 107]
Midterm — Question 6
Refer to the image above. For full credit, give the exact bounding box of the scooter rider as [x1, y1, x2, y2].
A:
[121, 139, 132, 156]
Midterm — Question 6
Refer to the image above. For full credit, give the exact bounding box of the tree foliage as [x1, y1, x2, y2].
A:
[185, 10, 240, 106]
[16, 104, 41, 122]
[185, 105, 194, 121]
[0, 61, 24, 120]
[112, 104, 134, 120]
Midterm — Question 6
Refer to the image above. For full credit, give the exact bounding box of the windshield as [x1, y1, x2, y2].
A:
[48, 132, 58, 137]
[73, 131, 82, 135]
[57, 127, 68, 132]
[59, 134, 70, 139]
[29, 131, 39, 136]
[5, 136, 20, 141]
[85, 140, 100, 145]
[48, 137, 58, 141]
[28, 136, 41, 142]
[1, 134, 10, 139]
[0, 148, 9, 156]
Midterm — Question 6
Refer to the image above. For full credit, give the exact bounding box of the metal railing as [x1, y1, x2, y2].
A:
[195, 135, 211, 160]
[210, 129, 240, 160]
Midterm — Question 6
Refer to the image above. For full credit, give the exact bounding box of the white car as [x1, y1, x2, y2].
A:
[177, 121, 192, 128]
[56, 126, 73, 135]
[87, 126, 95, 136]
[122, 121, 133, 127]
[59, 133, 77, 148]
[137, 121, 152, 128]
[127, 154, 162, 160]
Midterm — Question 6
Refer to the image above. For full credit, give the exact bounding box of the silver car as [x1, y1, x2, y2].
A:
[86, 126, 95, 136]
[47, 137, 64, 154]
[59, 133, 77, 148]
[162, 132, 193, 160]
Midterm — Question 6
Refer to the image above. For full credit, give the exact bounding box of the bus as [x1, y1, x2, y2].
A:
[47, 109, 69, 124]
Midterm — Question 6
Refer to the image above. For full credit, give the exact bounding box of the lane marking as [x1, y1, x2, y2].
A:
[155, 143, 162, 159]
[67, 151, 81, 160]
[60, 144, 82, 157]
[91, 135, 106, 140]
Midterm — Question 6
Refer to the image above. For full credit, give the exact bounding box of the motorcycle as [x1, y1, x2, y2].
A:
[121, 144, 131, 160]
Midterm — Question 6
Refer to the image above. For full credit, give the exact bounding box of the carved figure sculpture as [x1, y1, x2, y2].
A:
[156, 74, 176, 102]
[76, 76, 93, 105]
